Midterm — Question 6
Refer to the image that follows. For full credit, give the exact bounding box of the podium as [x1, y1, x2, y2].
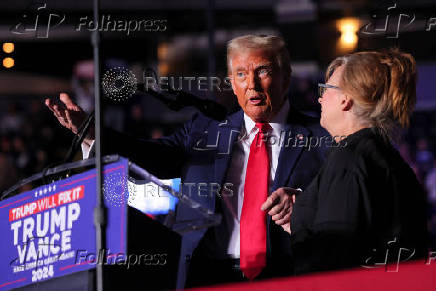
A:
[0, 156, 221, 290]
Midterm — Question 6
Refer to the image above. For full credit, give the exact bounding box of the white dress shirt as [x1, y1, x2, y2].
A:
[222, 99, 289, 258]
[81, 142, 93, 159]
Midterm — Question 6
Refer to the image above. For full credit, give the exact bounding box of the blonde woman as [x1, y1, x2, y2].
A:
[289, 49, 428, 274]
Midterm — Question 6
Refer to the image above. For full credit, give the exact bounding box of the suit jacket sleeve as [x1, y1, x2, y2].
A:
[94, 114, 200, 179]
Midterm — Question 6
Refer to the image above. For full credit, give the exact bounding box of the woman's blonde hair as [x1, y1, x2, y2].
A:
[326, 49, 417, 140]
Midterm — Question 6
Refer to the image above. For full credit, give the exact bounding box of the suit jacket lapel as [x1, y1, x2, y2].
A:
[272, 113, 311, 191]
[214, 110, 244, 186]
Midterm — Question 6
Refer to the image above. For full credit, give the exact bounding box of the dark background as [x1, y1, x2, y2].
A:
[0, 0, 436, 248]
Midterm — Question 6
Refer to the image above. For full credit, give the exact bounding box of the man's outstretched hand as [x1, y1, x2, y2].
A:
[45, 93, 94, 144]
[261, 187, 300, 234]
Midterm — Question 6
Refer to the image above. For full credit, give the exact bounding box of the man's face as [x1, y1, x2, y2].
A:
[229, 49, 289, 123]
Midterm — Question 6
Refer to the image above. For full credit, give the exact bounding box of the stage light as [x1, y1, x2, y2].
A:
[158, 42, 169, 76]
[3, 57, 14, 68]
[337, 18, 359, 50]
[3, 43, 14, 53]
[158, 43, 168, 60]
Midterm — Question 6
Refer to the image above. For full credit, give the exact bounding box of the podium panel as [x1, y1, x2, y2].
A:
[0, 157, 182, 290]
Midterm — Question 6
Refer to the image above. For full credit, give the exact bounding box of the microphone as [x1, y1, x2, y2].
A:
[102, 67, 228, 121]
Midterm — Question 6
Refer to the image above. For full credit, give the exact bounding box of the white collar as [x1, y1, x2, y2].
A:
[243, 98, 289, 136]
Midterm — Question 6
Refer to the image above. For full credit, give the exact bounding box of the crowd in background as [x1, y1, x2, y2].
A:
[1, 76, 435, 248]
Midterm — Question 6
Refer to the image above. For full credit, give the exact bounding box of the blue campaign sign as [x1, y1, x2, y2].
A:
[0, 158, 129, 290]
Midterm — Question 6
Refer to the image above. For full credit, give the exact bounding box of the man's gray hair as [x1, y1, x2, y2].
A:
[227, 35, 292, 78]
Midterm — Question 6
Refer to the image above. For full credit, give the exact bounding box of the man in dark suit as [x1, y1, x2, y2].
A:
[45, 35, 327, 288]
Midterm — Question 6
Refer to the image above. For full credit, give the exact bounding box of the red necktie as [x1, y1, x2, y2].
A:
[240, 122, 271, 280]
